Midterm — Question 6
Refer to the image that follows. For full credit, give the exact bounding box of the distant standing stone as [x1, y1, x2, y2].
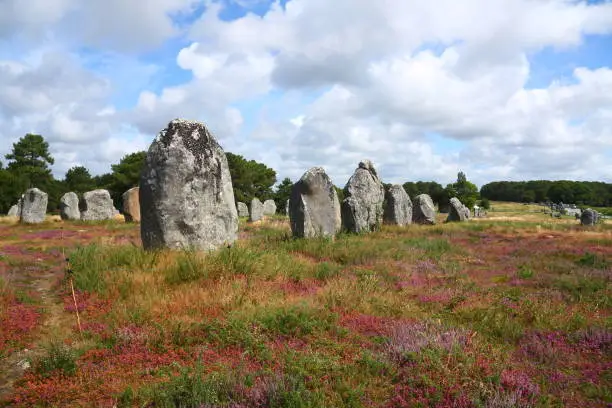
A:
[60, 192, 80, 220]
[20, 188, 48, 224]
[286, 199, 290, 217]
[237, 202, 249, 217]
[289, 167, 342, 238]
[263, 199, 277, 216]
[140, 119, 238, 250]
[80, 189, 116, 221]
[580, 209, 598, 226]
[413, 194, 436, 225]
[122, 187, 141, 223]
[383, 185, 412, 226]
[7, 203, 20, 217]
[249, 198, 264, 222]
[341, 160, 385, 233]
[447, 197, 468, 222]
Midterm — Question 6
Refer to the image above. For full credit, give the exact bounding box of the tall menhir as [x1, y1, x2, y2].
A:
[139, 119, 238, 250]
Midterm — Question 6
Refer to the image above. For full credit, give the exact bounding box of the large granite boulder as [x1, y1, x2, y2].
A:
[237, 202, 249, 217]
[140, 119, 238, 250]
[249, 198, 264, 222]
[60, 192, 80, 220]
[341, 160, 385, 233]
[81, 189, 115, 221]
[447, 197, 469, 222]
[20, 188, 47, 224]
[263, 199, 277, 215]
[581, 209, 598, 226]
[122, 187, 140, 223]
[413, 194, 436, 225]
[289, 167, 342, 238]
[383, 185, 412, 226]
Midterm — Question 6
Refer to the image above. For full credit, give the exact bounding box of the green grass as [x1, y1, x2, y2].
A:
[2, 205, 611, 407]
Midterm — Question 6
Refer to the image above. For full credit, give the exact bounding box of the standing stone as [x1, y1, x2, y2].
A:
[80, 189, 116, 221]
[581, 209, 598, 226]
[7, 203, 21, 217]
[383, 185, 412, 226]
[20, 188, 48, 224]
[140, 119, 238, 250]
[122, 187, 141, 223]
[237, 202, 249, 218]
[60, 192, 80, 220]
[263, 199, 277, 216]
[249, 198, 264, 222]
[289, 167, 342, 238]
[286, 199, 290, 217]
[447, 197, 469, 222]
[413, 194, 436, 225]
[341, 160, 385, 233]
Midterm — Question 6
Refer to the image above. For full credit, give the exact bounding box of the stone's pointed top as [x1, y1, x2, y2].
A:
[156, 119, 219, 154]
[302, 166, 326, 179]
[358, 159, 378, 177]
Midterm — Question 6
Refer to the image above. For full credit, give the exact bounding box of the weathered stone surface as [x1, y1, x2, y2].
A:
[80, 189, 116, 221]
[249, 198, 264, 222]
[341, 160, 385, 233]
[447, 197, 469, 222]
[20, 188, 48, 224]
[237, 202, 249, 217]
[263, 199, 277, 215]
[60, 192, 80, 220]
[140, 119, 238, 250]
[413, 194, 436, 225]
[581, 209, 598, 226]
[122, 187, 140, 223]
[383, 185, 412, 226]
[289, 167, 342, 238]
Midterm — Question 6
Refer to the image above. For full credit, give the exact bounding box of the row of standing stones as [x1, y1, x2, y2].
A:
[137, 119, 474, 251]
[6, 187, 141, 224]
[5, 119, 602, 246]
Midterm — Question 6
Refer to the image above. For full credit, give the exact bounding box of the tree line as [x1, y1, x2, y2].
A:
[12, 133, 588, 216]
[0, 134, 294, 215]
[480, 180, 612, 207]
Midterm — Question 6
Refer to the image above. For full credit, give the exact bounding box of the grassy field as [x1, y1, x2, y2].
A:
[0, 203, 610, 407]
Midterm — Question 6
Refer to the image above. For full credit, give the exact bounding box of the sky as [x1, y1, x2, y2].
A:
[0, 0, 611, 188]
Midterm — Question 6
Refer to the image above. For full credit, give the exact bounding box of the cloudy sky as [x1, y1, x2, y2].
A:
[1, 0, 611, 187]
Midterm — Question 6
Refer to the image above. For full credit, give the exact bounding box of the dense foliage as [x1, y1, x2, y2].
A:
[226, 152, 277, 204]
[481, 180, 612, 207]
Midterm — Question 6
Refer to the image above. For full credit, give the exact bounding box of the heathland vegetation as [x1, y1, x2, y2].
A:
[0, 204, 610, 407]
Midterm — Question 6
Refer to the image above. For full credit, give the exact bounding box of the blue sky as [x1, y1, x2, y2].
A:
[0, 0, 611, 186]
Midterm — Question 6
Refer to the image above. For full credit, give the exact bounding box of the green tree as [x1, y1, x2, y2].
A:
[5, 133, 55, 189]
[274, 177, 293, 215]
[0, 169, 26, 214]
[64, 166, 96, 195]
[108, 152, 146, 207]
[226, 152, 277, 203]
[446, 171, 479, 209]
